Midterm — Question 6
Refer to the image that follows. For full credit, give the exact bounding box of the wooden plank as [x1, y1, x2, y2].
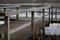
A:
[0, 5, 20, 8]
[4, 16, 10, 40]
[0, 3, 50, 5]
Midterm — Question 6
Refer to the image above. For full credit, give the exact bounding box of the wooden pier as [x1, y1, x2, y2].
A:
[0, 4, 60, 40]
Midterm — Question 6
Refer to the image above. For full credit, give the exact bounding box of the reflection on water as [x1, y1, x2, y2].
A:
[45, 23, 60, 35]
[0, 21, 4, 25]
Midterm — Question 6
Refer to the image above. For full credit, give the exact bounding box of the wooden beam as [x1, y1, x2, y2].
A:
[31, 11, 34, 40]
[4, 16, 10, 40]
[0, 6, 52, 16]
[0, 5, 20, 9]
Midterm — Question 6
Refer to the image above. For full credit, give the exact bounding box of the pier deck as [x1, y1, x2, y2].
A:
[0, 5, 58, 40]
[0, 17, 49, 40]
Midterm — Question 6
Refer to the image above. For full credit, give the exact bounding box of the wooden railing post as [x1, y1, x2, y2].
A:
[49, 8, 50, 23]
[42, 9, 45, 35]
[4, 8, 10, 40]
[31, 11, 34, 40]
[16, 7, 19, 20]
[55, 7, 57, 19]
[51, 7, 53, 23]
[42, 9, 45, 22]
[5, 16, 10, 40]
[4, 8, 6, 12]
[26, 12, 28, 17]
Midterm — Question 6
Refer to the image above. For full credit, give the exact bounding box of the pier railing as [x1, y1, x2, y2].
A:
[0, 4, 55, 40]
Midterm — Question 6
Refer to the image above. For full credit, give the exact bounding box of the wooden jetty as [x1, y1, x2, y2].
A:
[0, 4, 60, 40]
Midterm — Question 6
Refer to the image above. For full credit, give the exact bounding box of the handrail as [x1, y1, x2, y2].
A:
[0, 5, 20, 8]
[0, 3, 60, 5]
[1, 5, 52, 13]
[0, 5, 52, 16]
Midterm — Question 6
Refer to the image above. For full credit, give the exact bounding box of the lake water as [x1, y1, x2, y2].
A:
[45, 23, 60, 35]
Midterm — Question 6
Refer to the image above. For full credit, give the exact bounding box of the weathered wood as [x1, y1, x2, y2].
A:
[0, 3, 47, 5]
[42, 9, 45, 23]
[51, 7, 53, 23]
[4, 7, 10, 40]
[45, 8, 51, 27]
[4, 16, 10, 40]
[4, 8, 6, 12]
[56, 36, 59, 40]
[42, 9, 45, 35]
[45, 23, 49, 26]
[0, 13, 5, 16]
[26, 12, 28, 17]
[16, 7, 19, 20]
[31, 11, 34, 40]
[16, 14, 19, 20]
[0, 5, 20, 8]
[49, 8, 50, 22]
[50, 20, 60, 23]
[55, 8, 57, 19]
[0, 6, 52, 16]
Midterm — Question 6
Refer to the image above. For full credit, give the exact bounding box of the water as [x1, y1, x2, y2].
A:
[45, 23, 60, 35]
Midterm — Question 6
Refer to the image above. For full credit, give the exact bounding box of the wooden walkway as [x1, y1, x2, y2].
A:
[0, 17, 49, 40]
[0, 4, 59, 40]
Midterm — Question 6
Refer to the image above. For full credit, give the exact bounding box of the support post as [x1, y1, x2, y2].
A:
[42, 9, 45, 35]
[49, 8, 50, 23]
[4, 8, 6, 12]
[45, 8, 51, 27]
[4, 8, 10, 40]
[42, 9, 44, 22]
[16, 14, 19, 20]
[5, 16, 10, 40]
[26, 12, 27, 17]
[31, 11, 34, 40]
[56, 36, 59, 40]
[55, 7, 57, 19]
[51, 7, 53, 23]
[16, 7, 19, 20]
